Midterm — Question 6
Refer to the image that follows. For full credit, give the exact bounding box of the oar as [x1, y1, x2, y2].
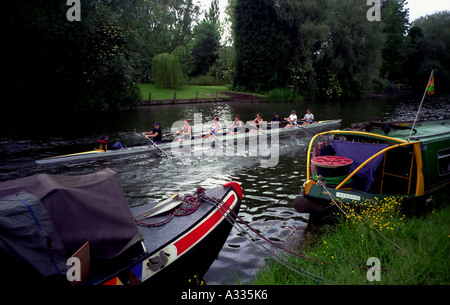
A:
[134, 129, 173, 160]
[142, 194, 183, 219]
[211, 132, 231, 151]
[282, 120, 318, 136]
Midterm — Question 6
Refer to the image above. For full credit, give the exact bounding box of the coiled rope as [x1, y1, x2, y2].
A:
[135, 187, 206, 227]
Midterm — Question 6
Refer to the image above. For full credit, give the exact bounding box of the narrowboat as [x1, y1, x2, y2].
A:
[294, 119, 450, 215]
[0, 168, 242, 285]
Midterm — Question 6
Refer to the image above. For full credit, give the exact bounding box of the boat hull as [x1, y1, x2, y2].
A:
[296, 119, 450, 219]
[93, 182, 242, 285]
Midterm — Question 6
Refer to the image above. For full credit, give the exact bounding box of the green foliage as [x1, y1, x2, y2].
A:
[267, 88, 303, 103]
[412, 11, 450, 93]
[152, 53, 185, 89]
[188, 74, 218, 86]
[232, 0, 291, 92]
[380, 0, 410, 82]
[251, 203, 450, 285]
[172, 45, 196, 78]
[191, 21, 221, 76]
[209, 47, 236, 85]
[231, 0, 384, 98]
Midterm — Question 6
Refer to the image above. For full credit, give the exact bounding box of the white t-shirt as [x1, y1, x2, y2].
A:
[288, 114, 297, 124]
[304, 113, 314, 123]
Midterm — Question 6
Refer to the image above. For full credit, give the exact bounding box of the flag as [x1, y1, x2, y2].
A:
[426, 74, 434, 96]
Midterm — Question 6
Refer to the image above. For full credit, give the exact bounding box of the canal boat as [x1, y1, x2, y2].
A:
[35, 119, 342, 165]
[295, 119, 450, 214]
[0, 168, 242, 285]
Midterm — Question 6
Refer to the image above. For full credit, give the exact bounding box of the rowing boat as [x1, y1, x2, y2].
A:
[35, 119, 342, 164]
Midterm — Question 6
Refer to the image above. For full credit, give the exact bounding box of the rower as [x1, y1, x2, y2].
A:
[143, 122, 163, 143]
[227, 115, 243, 135]
[97, 134, 124, 151]
[248, 113, 263, 132]
[271, 112, 282, 125]
[302, 109, 314, 125]
[284, 110, 297, 128]
[203, 117, 220, 139]
[175, 119, 192, 142]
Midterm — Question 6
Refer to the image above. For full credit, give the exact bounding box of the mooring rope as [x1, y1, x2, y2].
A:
[203, 194, 336, 285]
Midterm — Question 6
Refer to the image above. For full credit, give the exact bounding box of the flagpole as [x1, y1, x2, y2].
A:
[408, 70, 434, 142]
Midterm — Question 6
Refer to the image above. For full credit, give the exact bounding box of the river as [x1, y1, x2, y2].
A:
[0, 94, 449, 284]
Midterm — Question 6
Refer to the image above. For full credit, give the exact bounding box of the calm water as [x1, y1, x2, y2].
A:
[1, 95, 449, 284]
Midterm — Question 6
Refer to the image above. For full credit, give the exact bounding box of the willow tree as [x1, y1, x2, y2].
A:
[151, 53, 185, 89]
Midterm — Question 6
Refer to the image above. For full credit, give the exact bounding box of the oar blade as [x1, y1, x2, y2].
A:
[143, 195, 184, 219]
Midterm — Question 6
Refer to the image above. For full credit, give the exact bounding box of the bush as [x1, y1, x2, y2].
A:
[267, 88, 303, 103]
[188, 73, 220, 86]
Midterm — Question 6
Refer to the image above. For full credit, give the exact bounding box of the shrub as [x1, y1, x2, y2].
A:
[267, 88, 303, 103]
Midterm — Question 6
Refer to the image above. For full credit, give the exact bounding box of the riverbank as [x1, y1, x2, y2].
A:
[251, 192, 449, 285]
[137, 84, 266, 105]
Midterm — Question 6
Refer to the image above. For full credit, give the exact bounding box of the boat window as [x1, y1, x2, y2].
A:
[438, 148, 450, 176]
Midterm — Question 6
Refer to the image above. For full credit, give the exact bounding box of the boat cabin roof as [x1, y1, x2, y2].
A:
[343, 119, 450, 144]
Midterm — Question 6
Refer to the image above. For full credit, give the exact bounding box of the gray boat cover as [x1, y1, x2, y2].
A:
[0, 191, 68, 276]
[0, 168, 140, 262]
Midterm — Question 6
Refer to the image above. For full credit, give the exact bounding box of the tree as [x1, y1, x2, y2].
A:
[152, 53, 185, 89]
[380, 0, 410, 82]
[232, 0, 290, 92]
[412, 11, 450, 93]
[205, 0, 220, 24]
[191, 21, 221, 76]
[276, 0, 331, 98]
[325, 0, 384, 98]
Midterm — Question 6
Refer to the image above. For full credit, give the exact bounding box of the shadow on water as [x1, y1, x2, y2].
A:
[0, 95, 449, 284]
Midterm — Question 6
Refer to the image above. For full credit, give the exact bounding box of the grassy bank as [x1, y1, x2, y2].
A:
[137, 83, 232, 100]
[251, 198, 449, 285]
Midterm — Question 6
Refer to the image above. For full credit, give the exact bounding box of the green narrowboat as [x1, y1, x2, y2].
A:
[295, 119, 450, 214]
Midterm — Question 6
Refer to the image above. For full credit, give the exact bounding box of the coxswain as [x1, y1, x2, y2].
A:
[97, 134, 124, 151]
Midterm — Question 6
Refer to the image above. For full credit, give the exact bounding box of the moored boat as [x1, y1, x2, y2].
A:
[0, 168, 242, 285]
[295, 119, 450, 215]
[35, 119, 342, 165]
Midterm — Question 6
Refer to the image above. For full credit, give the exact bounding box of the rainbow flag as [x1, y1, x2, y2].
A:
[426, 74, 435, 96]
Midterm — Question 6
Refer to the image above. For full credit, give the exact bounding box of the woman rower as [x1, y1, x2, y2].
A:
[203, 117, 220, 138]
[227, 115, 243, 135]
[249, 113, 263, 132]
[302, 109, 314, 125]
[175, 119, 192, 142]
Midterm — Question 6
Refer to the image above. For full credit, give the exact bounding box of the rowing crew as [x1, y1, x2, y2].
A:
[98, 109, 315, 150]
[143, 109, 315, 140]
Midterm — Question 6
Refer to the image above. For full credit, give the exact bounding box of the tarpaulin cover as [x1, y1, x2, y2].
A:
[0, 191, 68, 276]
[0, 168, 140, 259]
[330, 140, 388, 192]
